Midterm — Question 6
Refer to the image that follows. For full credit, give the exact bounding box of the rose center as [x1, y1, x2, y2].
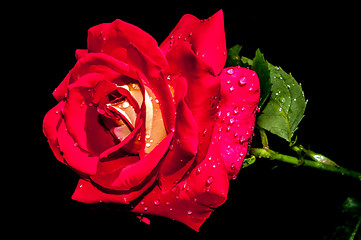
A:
[98, 83, 143, 142]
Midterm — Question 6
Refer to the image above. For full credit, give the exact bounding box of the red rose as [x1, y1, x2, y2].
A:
[43, 10, 260, 231]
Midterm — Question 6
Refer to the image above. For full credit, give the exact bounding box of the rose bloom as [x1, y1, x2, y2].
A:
[43, 10, 260, 231]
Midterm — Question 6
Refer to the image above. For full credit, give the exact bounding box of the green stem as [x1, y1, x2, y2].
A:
[249, 148, 361, 181]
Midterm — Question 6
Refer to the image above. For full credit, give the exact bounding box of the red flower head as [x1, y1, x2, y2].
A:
[43, 10, 260, 231]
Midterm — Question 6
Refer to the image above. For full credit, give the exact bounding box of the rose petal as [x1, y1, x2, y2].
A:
[63, 86, 116, 154]
[69, 53, 135, 82]
[71, 178, 156, 204]
[127, 44, 175, 133]
[88, 19, 168, 70]
[160, 10, 226, 75]
[166, 40, 220, 163]
[75, 49, 88, 60]
[57, 121, 99, 176]
[214, 66, 260, 178]
[43, 101, 65, 163]
[158, 76, 198, 191]
[131, 184, 213, 231]
[95, 133, 173, 191]
[53, 71, 71, 102]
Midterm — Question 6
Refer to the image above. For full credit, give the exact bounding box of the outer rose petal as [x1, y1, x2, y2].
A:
[71, 178, 156, 204]
[57, 121, 99, 176]
[87, 19, 168, 70]
[91, 133, 173, 191]
[215, 66, 260, 177]
[131, 184, 213, 231]
[160, 10, 226, 75]
[43, 101, 65, 163]
[166, 40, 220, 163]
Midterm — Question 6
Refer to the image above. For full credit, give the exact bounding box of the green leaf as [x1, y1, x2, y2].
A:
[252, 49, 271, 109]
[226, 44, 242, 67]
[256, 64, 307, 142]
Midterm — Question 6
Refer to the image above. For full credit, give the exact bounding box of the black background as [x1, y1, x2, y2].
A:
[23, 0, 361, 237]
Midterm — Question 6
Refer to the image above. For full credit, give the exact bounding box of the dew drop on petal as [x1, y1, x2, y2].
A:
[226, 68, 235, 75]
[238, 76, 247, 86]
[154, 199, 160, 206]
[187, 210, 193, 215]
[206, 176, 214, 185]
[233, 106, 239, 115]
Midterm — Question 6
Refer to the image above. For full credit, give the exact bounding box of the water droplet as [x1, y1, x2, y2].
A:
[73, 143, 78, 147]
[206, 176, 214, 185]
[217, 111, 222, 118]
[146, 143, 151, 148]
[226, 68, 235, 75]
[202, 128, 207, 136]
[229, 86, 235, 92]
[144, 206, 148, 211]
[233, 106, 239, 115]
[154, 199, 160, 206]
[187, 210, 193, 215]
[196, 166, 202, 174]
[239, 136, 246, 143]
[145, 134, 151, 139]
[231, 163, 236, 170]
[238, 76, 247, 86]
